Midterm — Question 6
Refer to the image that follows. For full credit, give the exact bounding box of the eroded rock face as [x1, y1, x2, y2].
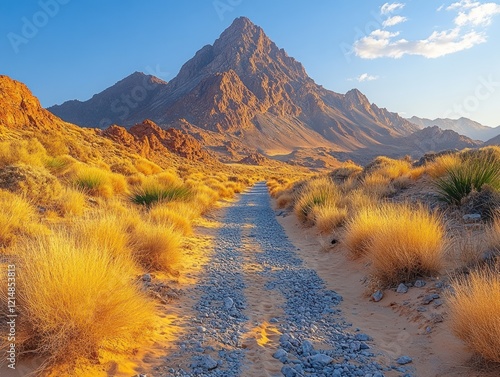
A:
[102, 120, 216, 162]
[0, 75, 61, 131]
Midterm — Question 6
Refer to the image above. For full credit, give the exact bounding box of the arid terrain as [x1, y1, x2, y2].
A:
[1, 11, 500, 377]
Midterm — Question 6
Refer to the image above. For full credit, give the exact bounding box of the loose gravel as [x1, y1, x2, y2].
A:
[162, 183, 414, 377]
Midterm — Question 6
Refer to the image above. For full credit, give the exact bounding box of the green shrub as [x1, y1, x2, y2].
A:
[132, 183, 191, 206]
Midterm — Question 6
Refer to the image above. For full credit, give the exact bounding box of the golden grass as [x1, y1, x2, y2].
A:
[367, 203, 445, 285]
[361, 173, 395, 198]
[448, 269, 500, 362]
[294, 177, 340, 223]
[72, 165, 129, 198]
[55, 187, 86, 217]
[0, 190, 46, 247]
[312, 204, 348, 233]
[131, 221, 183, 271]
[134, 158, 162, 175]
[344, 204, 383, 258]
[13, 231, 155, 367]
[486, 216, 500, 252]
[148, 204, 193, 235]
[426, 154, 461, 178]
[276, 192, 294, 209]
[0, 138, 48, 167]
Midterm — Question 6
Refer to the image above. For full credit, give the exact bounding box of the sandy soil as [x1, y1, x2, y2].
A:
[275, 203, 500, 377]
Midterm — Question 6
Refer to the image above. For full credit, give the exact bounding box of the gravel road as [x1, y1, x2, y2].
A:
[162, 183, 414, 377]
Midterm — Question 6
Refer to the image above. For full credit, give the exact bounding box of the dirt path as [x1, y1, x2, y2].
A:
[154, 183, 406, 377]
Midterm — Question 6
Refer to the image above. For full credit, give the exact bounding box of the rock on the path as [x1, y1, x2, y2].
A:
[281, 365, 299, 377]
[200, 355, 218, 370]
[223, 297, 234, 310]
[414, 279, 426, 288]
[372, 290, 384, 302]
[309, 353, 333, 367]
[396, 355, 413, 365]
[422, 293, 440, 305]
[396, 283, 408, 293]
[355, 333, 372, 341]
[141, 273, 151, 282]
[273, 348, 288, 362]
[300, 340, 315, 356]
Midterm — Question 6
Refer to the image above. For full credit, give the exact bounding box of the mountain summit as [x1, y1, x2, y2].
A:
[49, 17, 419, 156]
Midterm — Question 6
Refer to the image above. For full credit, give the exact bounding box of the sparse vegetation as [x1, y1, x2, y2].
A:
[132, 180, 191, 206]
[448, 269, 500, 363]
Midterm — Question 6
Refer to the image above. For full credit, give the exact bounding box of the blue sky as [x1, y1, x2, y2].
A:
[2, 0, 500, 126]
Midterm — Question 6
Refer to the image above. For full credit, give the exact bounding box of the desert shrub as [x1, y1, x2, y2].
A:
[435, 154, 500, 204]
[73, 165, 114, 198]
[294, 178, 340, 222]
[45, 155, 77, 176]
[361, 173, 395, 198]
[276, 192, 294, 209]
[12, 231, 155, 367]
[486, 216, 500, 252]
[312, 204, 348, 233]
[0, 139, 48, 167]
[0, 190, 46, 247]
[367, 203, 445, 285]
[55, 187, 86, 216]
[363, 156, 411, 179]
[344, 204, 384, 258]
[148, 204, 193, 235]
[460, 185, 500, 221]
[426, 153, 462, 178]
[448, 269, 500, 362]
[132, 180, 191, 206]
[0, 164, 63, 204]
[130, 222, 182, 271]
[331, 161, 363, 181]
[134, 158, 162, 175]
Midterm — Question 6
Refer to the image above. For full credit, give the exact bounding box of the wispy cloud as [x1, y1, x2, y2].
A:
[354, 0, 500, 59]
[349, 73, 380, 82]
[381, 2, 405, 14]
[382, 15, 408, 27]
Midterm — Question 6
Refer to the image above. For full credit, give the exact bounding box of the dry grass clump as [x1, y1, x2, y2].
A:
[486, 216, 500, 252]
[0, 139, 48, 167]
[312, 204, 348, 233]
[426, 154, 462, 178]
[0, 190, 46, 247]
[0, 164, 63, 204]
[367, 203, 445, 285]
[276, 192, 294, 209]
[131, 178, 191, 207]
[294, 177, 341, 223]
[54, 187, 86, 216]
[72, 165, 121, 198]
[361, 173, 395, 198]
[134, 158, 162, 175]
[345, 203, 445, 285]
[148, 203, 193, 235]
[448, 269, 500, 363]
[12, 231, 155, 367]
[331, 161, 363, 181]
[130, 222, 182, 271]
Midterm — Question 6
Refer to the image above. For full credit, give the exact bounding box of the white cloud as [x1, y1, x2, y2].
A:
[350, 73, 380, 82]
[382, 15, 408, 27]
[354, 27, 486, 59]
[354, 0, 500, 59]
[381, 2, 405, 14]
[449, 1, 500, 26]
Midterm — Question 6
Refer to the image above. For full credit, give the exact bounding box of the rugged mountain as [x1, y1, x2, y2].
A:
[49, 72, 168, 128]
[485, 134, 500, 146]
[49, 17, 419, 156]
[408, 116, 499, 141]
[401, 126, 482, 154]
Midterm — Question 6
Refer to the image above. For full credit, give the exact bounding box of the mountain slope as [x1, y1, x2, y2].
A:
[49, 17, 418, 155]
[408, 116, 499, 141]
[49, 72, 168, 128]
[485, 134, 500, 146]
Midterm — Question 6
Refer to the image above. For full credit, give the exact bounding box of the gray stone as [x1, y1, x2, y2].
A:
[396, 355, 412, 365]
[414, 279, 426, 288]
[396, 283, 408, 293]
[223, 297, 234, 310]
[355, 333, 371, 341]
[422, 293, 440, 305]
[281, 365, 298, 377]
[200, 355, 218, 370]
[142, 273, 152, 282]
[301, 340, 315, 356]
[372, 290, 384, 302]
[196, 326, 206, 333]
[272, 348, 288, 362]
[309, 353, 334, 367]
